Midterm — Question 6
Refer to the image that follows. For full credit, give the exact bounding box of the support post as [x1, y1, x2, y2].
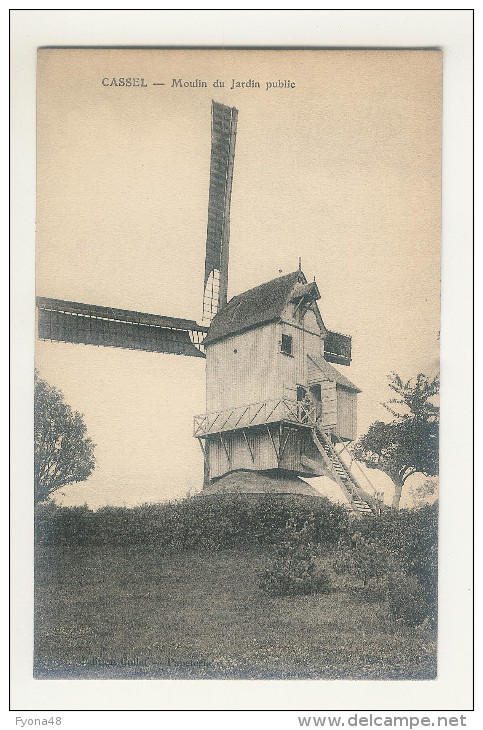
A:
[242, 429, 255, 463]
[278, 426, 291, 463]
[219, 433, 231, 469]
[197, 437, 211, 487]
[266, 424, 280, 465]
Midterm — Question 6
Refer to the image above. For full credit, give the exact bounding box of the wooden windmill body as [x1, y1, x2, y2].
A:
[37, 101, 381, 516]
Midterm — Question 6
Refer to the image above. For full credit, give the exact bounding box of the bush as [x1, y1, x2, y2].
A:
[387, 572, 432, 627]
[352, 504, 438, 623]
[330, 505, 438, 625]
[35, 494, 350, 552]
[332, 534, 397, 588]
[34, 495, 437, 625]
[258, 519, 332, 596]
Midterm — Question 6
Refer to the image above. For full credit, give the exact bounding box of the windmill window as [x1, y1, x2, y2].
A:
[280, 334, 293, 356]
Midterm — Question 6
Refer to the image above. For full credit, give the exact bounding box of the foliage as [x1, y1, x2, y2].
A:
[34, 490, 438, 626]
[35, 494, 350, 550]
[384, 372, 440, 421]
[355, 503, 438, 603]
[332, 533, 397, 588]
[336, 504, 438, 626]
[387, 572, 433, 627]
[408, 478, 439, 509]
[352, 372, 439, 509]
[258, 518, 332, 596]
[352, 418, 439, 488]
[34, 372, 96, 504]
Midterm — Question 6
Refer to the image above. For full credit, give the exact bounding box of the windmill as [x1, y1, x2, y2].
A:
[37, 101, 382, 517]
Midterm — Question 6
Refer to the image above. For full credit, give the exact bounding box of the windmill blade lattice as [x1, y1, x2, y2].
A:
[37, 297, 207, 358]
[203, 101, 238, 323]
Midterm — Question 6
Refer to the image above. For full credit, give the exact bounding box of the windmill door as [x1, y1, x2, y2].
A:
[319, 380, 337, 429]
[309, 383, 323, 421]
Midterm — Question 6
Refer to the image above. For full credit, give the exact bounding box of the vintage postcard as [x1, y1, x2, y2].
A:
[33, 47, 443, 685]
[7, 5, 477, 720]
[4, 17, 470, 710]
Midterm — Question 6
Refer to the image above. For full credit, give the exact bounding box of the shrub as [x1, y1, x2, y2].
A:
[352, 504, 438, 623]
[331, 540, 397, 600]
[332, 534, 396, 588]
[34, 495, 437, 624]
[330, 505, 438, 625]
[35, 494, 350, 552]
[258, 519, 332, 596]
[387, 572, 432, 627]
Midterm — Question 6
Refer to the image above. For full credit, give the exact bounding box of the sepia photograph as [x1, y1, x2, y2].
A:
[32, 47, 443, 683]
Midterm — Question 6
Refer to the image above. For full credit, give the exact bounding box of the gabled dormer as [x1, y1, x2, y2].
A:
[282, 278, 328, 339]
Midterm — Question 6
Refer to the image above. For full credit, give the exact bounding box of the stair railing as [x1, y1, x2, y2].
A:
[315, 427, 382, 515]
[332, 434, 383, 502]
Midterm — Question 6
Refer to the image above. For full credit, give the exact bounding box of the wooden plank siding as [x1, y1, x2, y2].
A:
[206, 324, 280, 412]
[206, 300, 327, 413]
[336, 386, 357, 441]
[276, 321, 305, 397]
[276, 306, 325, 396]
[207, 425, 315, 479]
[206, 318, 322, 413]
[208, 429, 276, 478]
[203, 278, 358, 481]
[320, 380, 338, 429]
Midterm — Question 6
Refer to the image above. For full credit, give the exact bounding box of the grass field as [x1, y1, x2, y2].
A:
[34, 544, 437, 680]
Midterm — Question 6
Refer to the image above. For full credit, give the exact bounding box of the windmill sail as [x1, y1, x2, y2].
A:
[37, 297, 207, 358]
[36, 104, 237, 355]
[203, 101, 238, 323]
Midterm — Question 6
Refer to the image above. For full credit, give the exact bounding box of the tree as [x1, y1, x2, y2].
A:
[352, 373, 439, 510]
[34, 371, 96, 504]
[383, 372, 440, 423]
[408, 477, 439, 509]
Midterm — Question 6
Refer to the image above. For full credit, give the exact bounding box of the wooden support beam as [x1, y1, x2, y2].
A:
[265, 399, 282, 423]
[232, 405, 250, 429]
[207, 412, 222, 432]
[219, 433, 231, 468]
[249, 401, 266, 424]
[197, 437, 210, 488]
[218, 411, 235, 432]
[193, 415, 207, 437]
[242, 429, 255, 463]
[266, 424, 280, 465]
[278, 427, 291, 463]
[333, 436, 354, 466]
[293, 296, 305, 318]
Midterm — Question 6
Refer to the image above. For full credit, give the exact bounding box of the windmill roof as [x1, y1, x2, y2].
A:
[203, 271, 306, 345]
[307, 354, 361, 393]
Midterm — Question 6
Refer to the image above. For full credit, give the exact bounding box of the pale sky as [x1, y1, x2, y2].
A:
[36, 49, 441, 508]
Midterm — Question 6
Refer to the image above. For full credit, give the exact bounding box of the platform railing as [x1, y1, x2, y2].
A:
[194, 397, 318, 437]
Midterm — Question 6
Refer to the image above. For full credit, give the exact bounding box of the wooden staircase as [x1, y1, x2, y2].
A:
[312, 426, 381, 517]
